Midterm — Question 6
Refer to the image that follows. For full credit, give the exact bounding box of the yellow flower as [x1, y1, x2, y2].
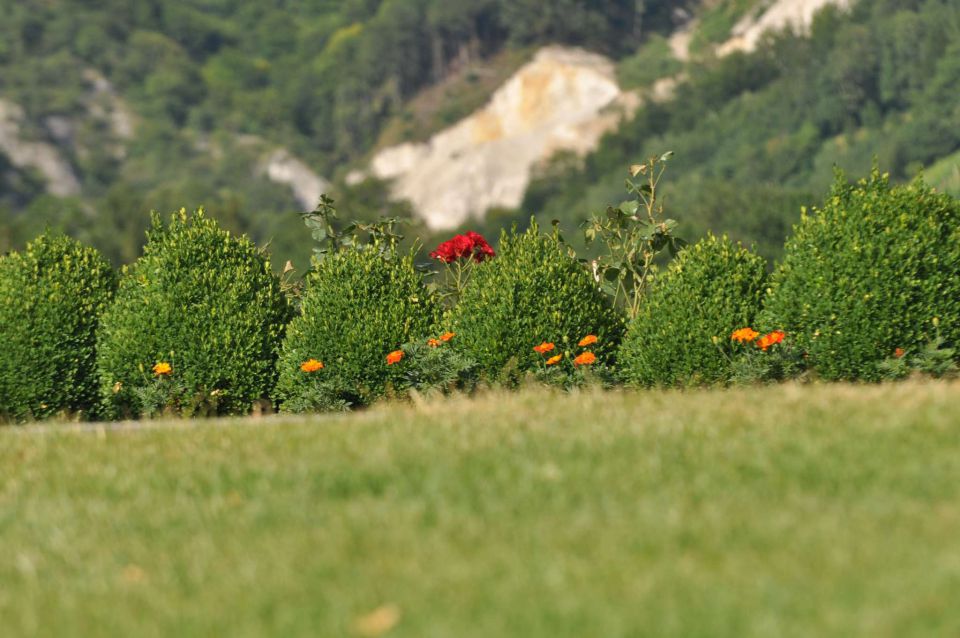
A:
[300, 359, 324, 373]
[731, 327, 760, 343]
[152, 362, 172, 377]
[546, 354, 563, 366]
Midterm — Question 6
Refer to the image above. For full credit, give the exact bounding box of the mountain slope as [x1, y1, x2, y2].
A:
[0, 0, 688, 264]
[511, 0, 960, 259]
[365, 0, 872, 231]
[1, 0, 957, 267]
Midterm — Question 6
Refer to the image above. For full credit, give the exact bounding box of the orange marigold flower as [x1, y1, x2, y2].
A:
[894, 347, 906, 359]
[573, 352, 597, 367]
[731, 328, 760, 343]
[153, 362, 172, 376]
[533, 342, 555, 355]
[428, 338, 442, 348]
[300, 359, 324, 373]
[757, 330, 786, 351]
[386, 350, 404, 365]
[546, 354, 563, 366]
[439, 332, 456, 342]
[578, 334, 598, 347]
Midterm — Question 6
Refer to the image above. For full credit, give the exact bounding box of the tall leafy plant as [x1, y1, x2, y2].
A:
[300, 194, 405, 263]
[584, 152, 686, 318]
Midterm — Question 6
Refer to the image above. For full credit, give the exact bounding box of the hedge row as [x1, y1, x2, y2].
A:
[1, 170, 958, 421]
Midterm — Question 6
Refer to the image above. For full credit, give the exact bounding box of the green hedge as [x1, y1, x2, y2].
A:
[274, 245, 440, 411]
[762, 170, 960, 380]
[0, 232, 116, 422]
[96, 210, 290, 417]
[449, 222, 624, 379]
[619, 234, 768, 386]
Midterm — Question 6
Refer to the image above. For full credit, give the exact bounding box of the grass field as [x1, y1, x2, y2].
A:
[2, 382, 960, 637]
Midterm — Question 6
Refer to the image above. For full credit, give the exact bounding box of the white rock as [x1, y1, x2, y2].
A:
[0, 99, 82, 197]
[369, 46, 632, 230]
[81, 68, 136, 140]
[262, 149, 329, 210]
[718, 0, 855, 55]
[368, 2, 855, 229]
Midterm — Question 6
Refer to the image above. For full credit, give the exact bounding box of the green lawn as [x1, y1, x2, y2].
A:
[3, 382, 960, 637]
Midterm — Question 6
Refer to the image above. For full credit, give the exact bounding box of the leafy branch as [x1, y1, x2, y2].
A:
[584, 151, 686, 319]
[300, 194, 405, 262]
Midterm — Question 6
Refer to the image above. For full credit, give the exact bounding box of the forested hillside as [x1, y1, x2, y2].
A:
[514, 0, 960, 259]
[1, 0, 958, 267]
[1, 0, 695, 265]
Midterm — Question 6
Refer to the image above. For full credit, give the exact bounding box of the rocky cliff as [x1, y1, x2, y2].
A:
[0, 99, 82, 198]
[368, 0, 855, 230]
[367, 47, 635, 230]
[718, 0, 856, 55]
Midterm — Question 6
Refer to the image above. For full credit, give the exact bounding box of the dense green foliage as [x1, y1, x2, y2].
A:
[4, 1, 960, 413]
[762, 170, 960, 381]
[274, 246, 439, 411]
[619, 234, 767, 386]
[616, 34, 682, 90]
[2, 164, 960, 421]
[450, 222, 623, 379]
[521, 0, 960, 260]
[0, 232, 116, 421]
[96, 210, 290, 417]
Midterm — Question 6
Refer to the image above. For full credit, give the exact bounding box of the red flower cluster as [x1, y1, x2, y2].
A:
[429, 232, 495, 263]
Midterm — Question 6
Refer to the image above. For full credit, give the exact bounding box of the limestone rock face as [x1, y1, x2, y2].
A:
[718, 0, 855, 55]
[369, 47, 632, 230]
[0, 99, 82, 197]
[262, 149, 330, 210]
[363, 1, 856, 229]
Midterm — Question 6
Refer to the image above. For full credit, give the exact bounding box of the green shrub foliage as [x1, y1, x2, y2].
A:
[449, 222, 624, 379]
[762, 169, 960, 380]
[274, 245, 440, 411]
[96, 210, 290, 417]
[618, 234, 768, 386]
[0, 232, 116, 422]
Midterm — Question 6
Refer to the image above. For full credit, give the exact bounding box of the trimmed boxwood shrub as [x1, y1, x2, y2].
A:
[274, 244, 440, 412]
[618, 234, 768, 386]
[0, 232, 116, 422]
[762, 169, 960, 380]
[449, 222, 624, 379]
[97, 210, 291, 417]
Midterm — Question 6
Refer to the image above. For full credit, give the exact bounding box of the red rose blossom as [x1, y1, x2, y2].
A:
[430, 232, 495, 263]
